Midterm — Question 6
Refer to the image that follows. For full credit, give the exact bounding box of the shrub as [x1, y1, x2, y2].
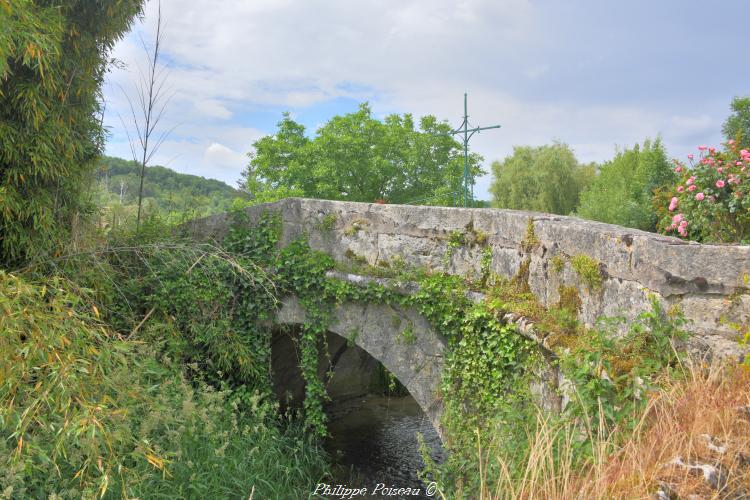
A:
[657, 142, 750, 243]
[577, 139, 674, 231]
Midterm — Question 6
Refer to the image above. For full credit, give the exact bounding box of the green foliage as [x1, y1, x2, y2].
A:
[479, 246, 493, 286]
[576, 138, 675, 231]
[0, 0, 144, 267]
[560, 298, 687, 440]
[241, 104, 484, 205]
[657, 144, 750, 243]
[407, 274, 539, 494]
[316, 213, 337, 231]
[521, 218, 539, 252]
[0, 272, 328, 498]
[0, 272, 145, 497]
[550, 255, 565, 274]
[490, 143, 593, 215]
[557, 285, 582, 314]
[95, 156, 248, 226]
[570, 254, 603, 291]
[722, 96, 750, 149]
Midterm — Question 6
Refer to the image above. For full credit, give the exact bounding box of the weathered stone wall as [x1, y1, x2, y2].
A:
[187, 198, 750, 359]
[276, 295, 446, 434]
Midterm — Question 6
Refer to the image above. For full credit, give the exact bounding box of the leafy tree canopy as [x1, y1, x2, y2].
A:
[722, 96, 750, 149]
[0, 0, 144, 267]
[240, 103, 484, 205]
[576, 138, 675, 231]
[489, 143, 593, 215]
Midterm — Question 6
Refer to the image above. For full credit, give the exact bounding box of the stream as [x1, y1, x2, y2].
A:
[324, 395, 446, 498]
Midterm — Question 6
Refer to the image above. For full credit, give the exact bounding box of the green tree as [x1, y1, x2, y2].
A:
[0, 0, 144, 267]
[490, 143, 590, 215]
[722, 96, 750, 149]
[576, 139, 675, 231]
[241, 103, 483, 205]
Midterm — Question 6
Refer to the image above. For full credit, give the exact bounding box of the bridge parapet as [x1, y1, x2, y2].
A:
[188, 198, 750, 359]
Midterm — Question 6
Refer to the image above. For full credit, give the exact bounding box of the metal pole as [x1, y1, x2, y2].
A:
[446, 93, 501, 208]
[463, 93, 469, 207]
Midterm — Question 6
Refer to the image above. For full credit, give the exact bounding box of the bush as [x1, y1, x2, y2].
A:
[657, 142, 750, 243]
[576, 139, 674, 231]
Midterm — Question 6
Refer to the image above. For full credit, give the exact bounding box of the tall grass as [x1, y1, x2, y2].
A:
[0, 271, 329, 498]
[480, 359, 750, 499]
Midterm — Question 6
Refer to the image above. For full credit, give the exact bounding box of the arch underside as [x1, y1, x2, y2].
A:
[275, 295, 447, 436]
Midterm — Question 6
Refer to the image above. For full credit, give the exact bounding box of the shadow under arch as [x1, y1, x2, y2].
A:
[273, 295, 447, 439]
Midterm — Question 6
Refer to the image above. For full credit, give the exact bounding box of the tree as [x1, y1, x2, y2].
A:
[576, 139, 675, 231]
[241, 103, 483, 205]
[489, 143, 590, 215]
[0, 0, 144, 267]
[722, 96, 750, 149]
[118, 1, 173, 229]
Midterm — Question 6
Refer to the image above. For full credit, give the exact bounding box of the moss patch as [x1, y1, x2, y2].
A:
[512, 257, 532, 293]
[550, 255, 565, 275]
[316, 213, 337, 231]
[571, 254, 603, 291]
[557, 285, 582, 314]
[521, 218, 540, 253]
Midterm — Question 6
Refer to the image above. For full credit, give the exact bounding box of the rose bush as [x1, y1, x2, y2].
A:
[657, 141, 750, 243]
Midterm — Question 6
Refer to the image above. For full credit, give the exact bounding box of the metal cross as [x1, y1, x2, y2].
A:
[449, 93, 501, 207]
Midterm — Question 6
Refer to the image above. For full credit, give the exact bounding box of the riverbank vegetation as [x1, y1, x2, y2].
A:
[2, 2, 748, 498]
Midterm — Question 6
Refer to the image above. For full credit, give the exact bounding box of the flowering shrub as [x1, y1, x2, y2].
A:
[658, 141, 750, 243]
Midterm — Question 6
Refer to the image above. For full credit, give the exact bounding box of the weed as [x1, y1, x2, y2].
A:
[571, 254, 603, 291]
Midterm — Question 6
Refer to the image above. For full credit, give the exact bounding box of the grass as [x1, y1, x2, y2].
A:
[476, 359, 750, 499]
[0, 271, 329, 498]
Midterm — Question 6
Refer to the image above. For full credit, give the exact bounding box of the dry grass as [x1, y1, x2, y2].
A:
[480, 359, 750, 499]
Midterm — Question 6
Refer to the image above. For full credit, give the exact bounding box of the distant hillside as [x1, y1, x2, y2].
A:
[96, 156, 247, 217]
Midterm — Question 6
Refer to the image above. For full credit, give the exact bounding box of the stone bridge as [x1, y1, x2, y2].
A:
[188, 198, 750, 432]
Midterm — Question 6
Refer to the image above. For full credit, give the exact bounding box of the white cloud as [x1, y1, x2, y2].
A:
[102, 0, 746, 198]
[193, 99, 233, 120]
[203, 142, 245, 171]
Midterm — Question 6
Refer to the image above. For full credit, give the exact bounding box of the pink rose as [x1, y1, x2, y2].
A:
[716, 179, 725, 188]
[677, 185, 684, 193]
[741, 149, 749, 156]
[672, 213, 683, 224]
[717, 167, 723, 173]
[669, 197, 679, 211]
[729, 139, 736, 145]
[688, 154, 694, 160]
[688, 185, 697, 192]
[674, 166, 683, 173]
[695, 192, 705, 201]
[698, 145, 708, 151]
[686, 177, 694, 186]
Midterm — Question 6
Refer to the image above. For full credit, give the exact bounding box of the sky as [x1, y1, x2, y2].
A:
[102, 0, 750, 200]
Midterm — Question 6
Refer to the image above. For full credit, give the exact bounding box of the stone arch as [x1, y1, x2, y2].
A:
[275, 295, 447, 436]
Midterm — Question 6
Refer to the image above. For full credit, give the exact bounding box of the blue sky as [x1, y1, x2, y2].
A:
[103, 0, 750, 200]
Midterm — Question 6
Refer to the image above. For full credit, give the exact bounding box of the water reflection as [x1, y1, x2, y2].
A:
[325, 395, 445, 499]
